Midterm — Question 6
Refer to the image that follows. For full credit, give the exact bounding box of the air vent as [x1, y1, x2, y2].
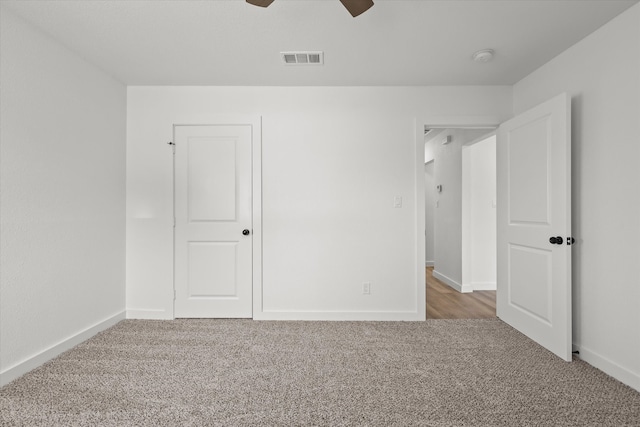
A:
[281, 51, 324, 65]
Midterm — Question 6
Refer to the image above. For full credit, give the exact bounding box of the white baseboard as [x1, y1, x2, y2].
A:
[425, 260, 434, 267]
[433, 270, 472, 293]
[126, 308, 170, 319]
[471, 281, 497, 291]
[255, 311, 424, 321]
[574, 344, 640, 392]
[0, 311, 125, 387]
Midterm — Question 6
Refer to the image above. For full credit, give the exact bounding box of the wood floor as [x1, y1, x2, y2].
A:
[426, 267, 496, 319]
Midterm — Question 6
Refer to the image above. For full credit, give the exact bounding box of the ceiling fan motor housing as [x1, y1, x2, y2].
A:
[246, 0, 374, 17]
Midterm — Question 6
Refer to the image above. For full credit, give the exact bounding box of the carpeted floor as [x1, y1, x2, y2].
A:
[1, 319, 639, 426]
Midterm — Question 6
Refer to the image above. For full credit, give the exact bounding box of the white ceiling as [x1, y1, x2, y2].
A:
[3, 0, 638, 86]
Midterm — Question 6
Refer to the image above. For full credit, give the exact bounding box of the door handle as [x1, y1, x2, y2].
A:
[242, 229, 250, 236]
[549, 236, 564, 245]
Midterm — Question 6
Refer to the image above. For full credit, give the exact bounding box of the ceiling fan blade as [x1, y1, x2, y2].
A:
[339, 0, 374, 17]
[246, 0, 275, 7]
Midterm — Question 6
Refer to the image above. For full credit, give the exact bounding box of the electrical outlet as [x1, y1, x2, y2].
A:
[362, 282, 371, 295]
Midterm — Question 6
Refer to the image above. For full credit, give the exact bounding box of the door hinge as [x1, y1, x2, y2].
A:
[173, 217, 176, 228]
[173, 289, 176, 300]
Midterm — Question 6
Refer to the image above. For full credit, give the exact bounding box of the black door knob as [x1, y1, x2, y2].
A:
[242, 229, 250, 236]
[549, 236, 563, 245]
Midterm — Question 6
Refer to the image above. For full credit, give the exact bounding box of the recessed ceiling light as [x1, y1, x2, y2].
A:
[472, 49, 495, 63]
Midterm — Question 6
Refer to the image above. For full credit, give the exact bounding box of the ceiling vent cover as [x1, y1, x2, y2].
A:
[281, 51, 324, 65]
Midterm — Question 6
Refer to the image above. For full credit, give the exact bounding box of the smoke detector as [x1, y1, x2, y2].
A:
[472, 49, 495, 63]
[281, 51, 324, 65]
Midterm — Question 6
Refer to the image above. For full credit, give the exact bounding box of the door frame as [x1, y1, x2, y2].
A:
[171, 116, 262, 319]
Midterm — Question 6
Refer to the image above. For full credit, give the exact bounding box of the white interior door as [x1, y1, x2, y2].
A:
[497, 93, 572, 361]
[174, 125, 253, 318]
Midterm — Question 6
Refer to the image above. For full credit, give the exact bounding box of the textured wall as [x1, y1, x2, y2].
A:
[0, 9, 127, 380]
[126, 86, 512, 320]
[424, 161, 436, 266]
[467, 136, 496, 289]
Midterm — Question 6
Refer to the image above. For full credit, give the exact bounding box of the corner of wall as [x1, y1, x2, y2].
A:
[0, 312, 125, 387]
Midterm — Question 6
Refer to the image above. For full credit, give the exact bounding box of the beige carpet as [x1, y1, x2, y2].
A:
[1, 319, 639, 426]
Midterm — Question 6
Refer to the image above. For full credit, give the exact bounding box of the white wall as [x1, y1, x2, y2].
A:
[465, 136, 496, 290]
[0, 9, 127, 385]
[126, 86, 512, 320]
[425, 129, 489, 292]
[513, 4, 640, 391]
[424, 161, 435, 266]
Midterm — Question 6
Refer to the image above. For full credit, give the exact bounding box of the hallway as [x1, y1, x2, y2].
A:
[426, 267, 496, 319]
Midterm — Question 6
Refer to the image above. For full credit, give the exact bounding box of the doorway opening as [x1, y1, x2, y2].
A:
[424, 127, 497, 319]
[419, 93, 573, 359]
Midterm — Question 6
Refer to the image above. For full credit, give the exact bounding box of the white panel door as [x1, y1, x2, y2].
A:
[497, 93, 572, 361]
[174, 125, 253, 318]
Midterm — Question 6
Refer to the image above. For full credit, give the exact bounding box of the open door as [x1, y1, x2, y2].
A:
[497, 93, 572, 361]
